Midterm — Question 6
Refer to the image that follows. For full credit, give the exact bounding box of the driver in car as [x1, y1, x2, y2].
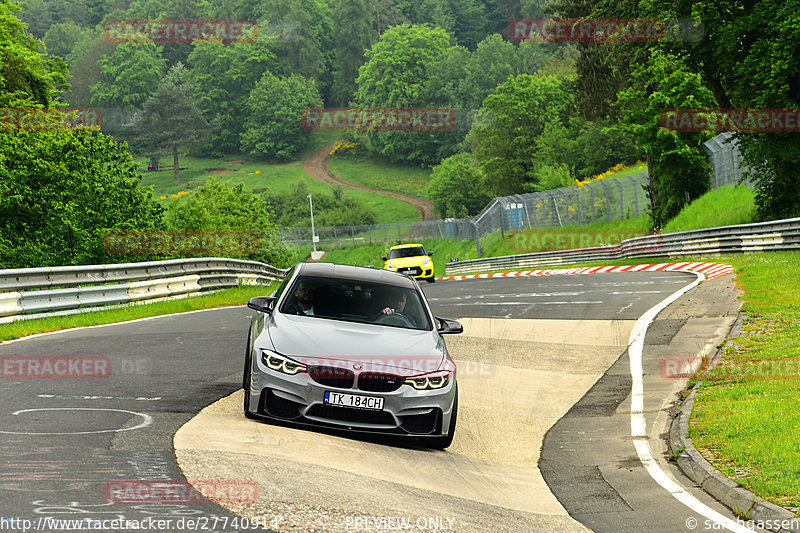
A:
[377, 290, 417, 327]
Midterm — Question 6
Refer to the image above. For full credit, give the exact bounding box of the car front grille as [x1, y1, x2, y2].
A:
[308, 365, 355, 388]
[398, 267, 422, 276]
[306, 404, 396, 425]
[399, 409, 441, 434]
[357, 372, 403, 392]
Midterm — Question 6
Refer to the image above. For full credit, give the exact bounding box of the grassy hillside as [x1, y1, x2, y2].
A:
[135, 135, 419, 225]
[328, 153, 433, 198]
[663, 185, 756, 233]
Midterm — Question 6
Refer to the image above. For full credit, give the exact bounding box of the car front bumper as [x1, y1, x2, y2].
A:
[247, 353, 456, 437]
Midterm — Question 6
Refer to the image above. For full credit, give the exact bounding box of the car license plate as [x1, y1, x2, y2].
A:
[324, 391, 384, 410]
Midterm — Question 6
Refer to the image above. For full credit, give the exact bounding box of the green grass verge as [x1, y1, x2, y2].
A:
[328, 154, 433, 199]
[688, 252, 800, 513]
[663, 185, 757, 233]
[0, 284, 276, 342]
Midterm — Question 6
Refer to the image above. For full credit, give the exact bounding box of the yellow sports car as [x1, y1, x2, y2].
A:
[382, 243, 435, 283]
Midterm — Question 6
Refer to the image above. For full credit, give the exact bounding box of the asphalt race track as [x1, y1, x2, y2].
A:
[0, 271, 756, 533]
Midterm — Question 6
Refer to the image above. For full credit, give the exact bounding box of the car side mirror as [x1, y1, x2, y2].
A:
[428, 252, 433, 257]
[435, 317, 463, 334]
[248, 296, 276, 314]
[381, 256, 388, 261]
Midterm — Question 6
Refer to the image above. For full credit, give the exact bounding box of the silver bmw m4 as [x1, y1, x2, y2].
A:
[243, 262, 463, 448]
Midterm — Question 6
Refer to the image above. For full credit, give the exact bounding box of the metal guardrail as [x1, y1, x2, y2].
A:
[444, 217, 800, 275]
[0, 258, 289, 319]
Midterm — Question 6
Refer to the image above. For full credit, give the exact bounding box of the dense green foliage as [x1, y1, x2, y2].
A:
[241, 73, 323, 160]
[166, 177, 294, 266]
[427, 153, 491, 217]
[5, 0, 799, 266]
[615, 51, 716, 228]
[471, 74, 578, 196]
[0, 130, 164, 267]
[1, 0, 68, 107]
[263, 182, 377, 228]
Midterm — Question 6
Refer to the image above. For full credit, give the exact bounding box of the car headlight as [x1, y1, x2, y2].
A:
[421, 258, 432, 267]
[405, 371, 450, 390]
[261, 350, 306, 375]
[385, 263, 397, 271]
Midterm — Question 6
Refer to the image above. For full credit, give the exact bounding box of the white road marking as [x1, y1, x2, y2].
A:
[0, 408, 153, 435]
[628, 273, 754, 533]
[442, 301, 604, 306]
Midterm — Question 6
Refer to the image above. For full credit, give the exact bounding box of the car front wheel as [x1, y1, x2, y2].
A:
[243, 326, 257, 419]
[426, 276, 436, 283]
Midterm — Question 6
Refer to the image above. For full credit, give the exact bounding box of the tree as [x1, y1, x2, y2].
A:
[330, 0, 377, 106]
[166, 177, 294, 267]
[449, 0, 489, 49]
[353, 24, 452, 163]
[252, 0, 333, 98]
[428, 153, 492, 217]
[188, 33, 279, 154]
[0, 0, 69, 108]
[470, 74, 577, 196]
[43, 21, 83, 59]
[240, 72, 323, 160]
[551, 0, 636, 120]
[635, 0, 800, 220]
[90, 43, 167, 108]
[0, 130, 164, 268]
[65, 29, 115, 106]
[615, 50, 716, 228]
[128, 63, 210, 183]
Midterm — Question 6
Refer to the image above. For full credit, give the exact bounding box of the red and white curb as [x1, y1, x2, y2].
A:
[437, 262, 734, 282]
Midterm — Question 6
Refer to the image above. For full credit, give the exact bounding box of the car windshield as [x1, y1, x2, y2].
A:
[388, 247, 426, 259]
[279, 276, 431, 331]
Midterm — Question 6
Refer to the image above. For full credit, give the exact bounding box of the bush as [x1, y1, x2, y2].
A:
[428, 153, 492, 217]
[263, 182, 377, 228]
[0, 129, 163, 268]
[166, 177, 295, 267]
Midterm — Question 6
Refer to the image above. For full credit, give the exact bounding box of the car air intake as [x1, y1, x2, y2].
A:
[307, 404, 395, 425]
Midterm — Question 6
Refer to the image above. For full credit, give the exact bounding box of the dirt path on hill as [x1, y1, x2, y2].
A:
[302, 142, 436, 221]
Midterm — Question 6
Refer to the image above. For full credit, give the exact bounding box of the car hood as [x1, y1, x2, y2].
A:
[387, 256, 430, 268]
[265, 312, 446, 374]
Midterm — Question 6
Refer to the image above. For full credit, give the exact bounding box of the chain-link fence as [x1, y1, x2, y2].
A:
[703, 132, 753, 188]
[281, 173, 650, 254]
[283, 134, 753, 255]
